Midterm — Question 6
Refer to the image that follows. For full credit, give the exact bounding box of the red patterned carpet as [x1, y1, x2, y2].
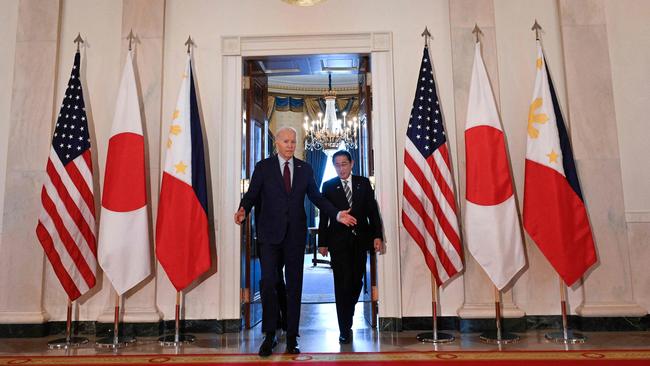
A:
[2, 350, 650, 366]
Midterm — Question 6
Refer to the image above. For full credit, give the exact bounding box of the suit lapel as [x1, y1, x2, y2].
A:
[292, 159, 303, 195]
[351, 175, 362, 209]
[332, 177, 350, 208]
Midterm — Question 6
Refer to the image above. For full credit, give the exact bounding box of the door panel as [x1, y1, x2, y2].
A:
[358, 65, 378, 328]
[241, 61, 268, 329]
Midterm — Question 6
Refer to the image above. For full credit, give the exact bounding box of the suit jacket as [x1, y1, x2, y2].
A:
[318, 175, 383, 252]
[239, 155, 339, 245]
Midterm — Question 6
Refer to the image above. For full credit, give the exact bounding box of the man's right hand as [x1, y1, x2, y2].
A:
[336, 209, 357, 227]
[234, 207, 246, 225]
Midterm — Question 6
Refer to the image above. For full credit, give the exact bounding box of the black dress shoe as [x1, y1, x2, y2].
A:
[338, 329, 352, 344]
[258, 334, 277, 357]
[286, 336, 300, 354]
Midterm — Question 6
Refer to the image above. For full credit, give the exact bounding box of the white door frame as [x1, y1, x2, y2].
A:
[217, 32, 402, 325]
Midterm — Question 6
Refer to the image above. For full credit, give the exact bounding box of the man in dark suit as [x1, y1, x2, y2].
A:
[234, 127, 356, 357]
[318, 150, 384, 344]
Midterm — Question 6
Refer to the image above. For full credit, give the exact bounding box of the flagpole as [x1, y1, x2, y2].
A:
[545, 276, 587, 343]
[479, 286, 519, 344]
[47, 299, 89, 349]
[159, 290, 196, 346]
[416, 273, 454, 343]
[95, 290, 136, 348]
[413, 26, 455, 345]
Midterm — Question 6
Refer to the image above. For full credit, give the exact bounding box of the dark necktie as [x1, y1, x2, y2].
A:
[343, 180, 352, 207]
[283, 161, 291, 193]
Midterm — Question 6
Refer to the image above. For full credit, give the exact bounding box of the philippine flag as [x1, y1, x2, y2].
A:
[464, 42, 526, 290]
[523, 42, 597, 286]
[155, 55, 210, 291]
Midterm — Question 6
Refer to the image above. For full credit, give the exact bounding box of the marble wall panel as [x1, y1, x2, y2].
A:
[627, 222, 650, 312]
[16, 0, 60, 42]
[559, 0, 645, 317]
[560, 26, 619, 160]
[559, 0, 606, 26]
[576, 158, 635, 302]
[0, 0, 60, 323]
[9, 42, 58, 171]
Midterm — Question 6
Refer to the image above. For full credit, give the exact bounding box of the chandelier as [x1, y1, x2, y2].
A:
[303, 74, 359, 152]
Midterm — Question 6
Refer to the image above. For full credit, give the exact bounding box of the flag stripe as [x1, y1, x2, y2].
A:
[49, 148, 96, 229]
[403, 157, 463, 269]
[66, 156, 96, 223]
[36, 222, 83, 299]
[402, 183, 459, 278]
[39, 187, 94, 291]
[405, 141, 461, 247]
[401, 210, 445, 284]
[403, 184, 462, 276]
[46, 159, 96, 256]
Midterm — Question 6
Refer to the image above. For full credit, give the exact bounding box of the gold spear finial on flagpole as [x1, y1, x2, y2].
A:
[421, 26, 432, 47]
[73, 33, 84, 52]
[472, 24, 483, 43]
[127, 29, 136, 51]
[185, 36, 194, 54]
[532, 19, 543, 41]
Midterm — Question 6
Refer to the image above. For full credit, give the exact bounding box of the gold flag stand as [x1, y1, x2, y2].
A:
[158, 290, 196, 346]
[479, 286, 520, 344]
[544, 276, 587, 344]
[47, 299, 89, 349]
[416, 273, 455, 344]
[95, 290, 137, 348]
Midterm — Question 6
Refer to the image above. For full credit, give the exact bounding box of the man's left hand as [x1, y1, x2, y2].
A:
[374, 238, 384, 254]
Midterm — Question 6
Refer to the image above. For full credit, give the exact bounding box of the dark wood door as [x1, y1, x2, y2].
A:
[241, 60, 269, 329]
[358, 65, 378, 329]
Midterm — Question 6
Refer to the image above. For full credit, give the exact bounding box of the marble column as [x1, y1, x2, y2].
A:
[0, 0, 60, 325]
[558, 0, 646, 317]
[97, 0, 165, 325]
[449, 0, 524, 319]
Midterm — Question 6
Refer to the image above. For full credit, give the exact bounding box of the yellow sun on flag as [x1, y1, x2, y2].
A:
[536, 57, 543, 70]
[528, 98, 549, 139]
[169, 124, 182, 135]
[172, 109, 180, 120]
[167, 138, 172, 149]
[546, 149, 559, 163]
[174, 161, 188, 174]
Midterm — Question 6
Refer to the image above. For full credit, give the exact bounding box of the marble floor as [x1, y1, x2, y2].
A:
[1, 303, 649, 357]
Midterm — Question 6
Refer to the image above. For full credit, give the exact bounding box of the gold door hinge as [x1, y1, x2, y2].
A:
[241, 288, 251, 303]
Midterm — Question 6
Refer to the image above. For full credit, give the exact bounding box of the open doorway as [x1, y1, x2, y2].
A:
[239, 53, 378, 331]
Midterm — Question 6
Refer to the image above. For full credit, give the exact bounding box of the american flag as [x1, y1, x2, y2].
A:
[401, 46, 463, 286]
[35, 51, 97, 300]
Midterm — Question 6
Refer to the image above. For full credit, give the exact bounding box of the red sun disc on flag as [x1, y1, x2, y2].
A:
[465, 125, 513, 205]
[102, 132, 146, 212]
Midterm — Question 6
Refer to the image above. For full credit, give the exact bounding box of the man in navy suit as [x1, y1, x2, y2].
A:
[234, 127, 356, 357]
[318, 150, 384, 344]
